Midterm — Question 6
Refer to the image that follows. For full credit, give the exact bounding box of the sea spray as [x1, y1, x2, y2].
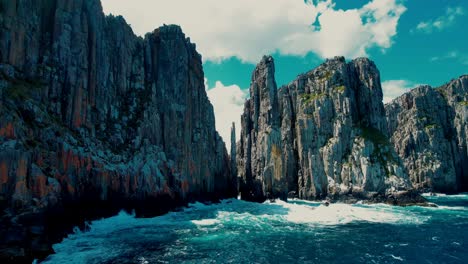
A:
[43, 196, 468, 264]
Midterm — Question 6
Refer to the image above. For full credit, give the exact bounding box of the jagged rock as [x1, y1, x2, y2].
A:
[386, 76, 468, 192]
[0, 0, 235, 262]
[238, 56, 411, 202]
[230, 122, 237, 183]
[238, 56, 286, 202]
[238, 56, 467, 202]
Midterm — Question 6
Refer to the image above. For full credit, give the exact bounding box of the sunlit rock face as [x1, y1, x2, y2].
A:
[237, 56, 411, 202]
[0, 0, 235, 261]
[237, 56, 286, 202]
[385, 76, 468, 193]
[237, 56, 468, 203]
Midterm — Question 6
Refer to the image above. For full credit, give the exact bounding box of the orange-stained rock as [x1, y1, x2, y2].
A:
[12, 157, 30, 205]
[181, 180, 190, 194]
[86, 156, 92, 172]
[189, 159, 197, 176]
[66, 183, 75, 195]
[33, 174, 48, 198]
[16, 158, 28, 179]
[0, 122, 15, 139]
[36, 154, 44, 167]
[0, 161, 8, 185]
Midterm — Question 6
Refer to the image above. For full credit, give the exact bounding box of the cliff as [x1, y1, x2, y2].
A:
[385, 76, 468, 192]
[0, 0, 235, 262]
[237, 56, 412, 203]
[236, 56, 467, 203]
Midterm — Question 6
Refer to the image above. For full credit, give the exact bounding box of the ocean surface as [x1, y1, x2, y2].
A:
[42, 194, 468, 264]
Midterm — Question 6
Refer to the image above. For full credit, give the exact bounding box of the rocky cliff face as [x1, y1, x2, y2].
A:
[236, 56, 467, 202]
[0, 0, 235, 261]
[237, 57, 286, 201]
[237, 56, 411, 202]
[385, 76, 468, 192]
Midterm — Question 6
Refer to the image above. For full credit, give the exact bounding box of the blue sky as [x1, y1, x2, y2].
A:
[204, 0, 467, 88]
[102, 0, 468, 146]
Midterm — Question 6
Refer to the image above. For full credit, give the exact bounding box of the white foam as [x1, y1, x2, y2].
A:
[431, 205, 468, 211]
[422, 193, 468, 199]
[391, 255, 404, 261]
[138, 257, 149, 264]
[422, 193, 446, 197]
[443, 194, 468, 198]
[43, 198, 434, 263]
[191, 219, 220, 226]
[271, 200, 425, 225]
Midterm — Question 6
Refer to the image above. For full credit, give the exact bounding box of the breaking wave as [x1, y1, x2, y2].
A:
[42, 195, 468, 264]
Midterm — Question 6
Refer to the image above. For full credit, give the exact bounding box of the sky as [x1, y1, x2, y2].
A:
[101, 0, 468, 148]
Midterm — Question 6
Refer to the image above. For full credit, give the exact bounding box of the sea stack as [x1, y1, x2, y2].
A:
[237, 56, 467, 203]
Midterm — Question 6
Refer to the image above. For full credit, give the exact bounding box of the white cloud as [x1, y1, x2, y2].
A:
[102, 0, 406, 63]
[382, 80, 418, 103]
[414, 6, 464, 34]
[430, 51, 468, 65]
[206, 81, 248, 151]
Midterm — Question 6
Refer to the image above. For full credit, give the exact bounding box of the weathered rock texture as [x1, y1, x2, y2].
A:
[386, 76, 468, 192]
[237, 56, 412, 202]
[237, 57, 286, 201]
[0, 0, 235, 262]
[230, 122, 237, 189]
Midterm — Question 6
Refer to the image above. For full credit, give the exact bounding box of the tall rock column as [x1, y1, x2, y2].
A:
[238, 56, 286, 201]
[230, 123, 237, 184]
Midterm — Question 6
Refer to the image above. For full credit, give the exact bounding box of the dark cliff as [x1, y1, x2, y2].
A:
[0, 0, 235, 262]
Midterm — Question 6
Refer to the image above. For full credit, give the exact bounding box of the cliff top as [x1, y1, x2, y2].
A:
[386, 75, 468, 106]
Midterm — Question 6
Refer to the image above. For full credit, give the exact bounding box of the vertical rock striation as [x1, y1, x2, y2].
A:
[230, 122, 237, 188]
[385, 76, 468, 192]
[238, 56, 286, 201]
[238, 56, 411, 202]
[0, 0, 235, 262]
[237, 56, 467, 203]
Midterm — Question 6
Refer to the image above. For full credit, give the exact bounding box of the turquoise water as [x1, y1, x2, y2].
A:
[42, 194, 468, 263]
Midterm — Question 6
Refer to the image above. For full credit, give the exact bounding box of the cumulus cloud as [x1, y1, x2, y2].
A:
[382, 80, 418, 103]
[206, 81, 248, 151]
[413, 6, 464, 34]
[102, 0, 406, 63]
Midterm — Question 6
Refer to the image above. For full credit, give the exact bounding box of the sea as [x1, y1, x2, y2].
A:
[41, 193, 468, 263]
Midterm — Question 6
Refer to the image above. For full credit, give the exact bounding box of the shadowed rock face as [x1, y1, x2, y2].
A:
[385, 76, 468, 192]
[237, 56, 411, 202]
[0, 0, 235, 262]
